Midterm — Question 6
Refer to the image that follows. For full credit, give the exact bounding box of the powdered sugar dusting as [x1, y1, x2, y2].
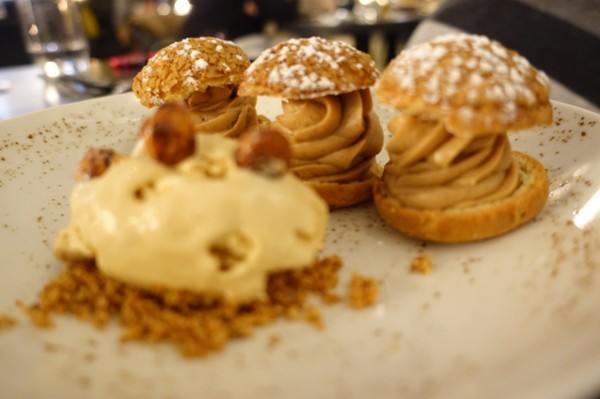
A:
[184, 73, 196, 86]
[242, 36, 379, 99]
[195, 58, 208, 70]
[132, 37, 250, 108]
[385, 33, 551, 123]
[458, 106, 474, 122]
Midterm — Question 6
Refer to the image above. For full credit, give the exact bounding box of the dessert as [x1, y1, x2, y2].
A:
[20, 104, 379, 357]
[29, 104, 327, 356]
[374, 33, 551, 242]
[239, 36, 384, 208]
[132, 37, 258, 138]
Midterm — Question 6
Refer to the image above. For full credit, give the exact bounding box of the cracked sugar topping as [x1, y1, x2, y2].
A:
[376, 33, 552, 135]
[239, 36, 379, 100]
[132, 37, 250, 108]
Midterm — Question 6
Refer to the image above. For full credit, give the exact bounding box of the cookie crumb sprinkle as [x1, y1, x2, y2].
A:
[410, 255, 433, 274]
[347, 273, 379, 309]
[0, 314, 17, 330]
[20, 256, 377, 357]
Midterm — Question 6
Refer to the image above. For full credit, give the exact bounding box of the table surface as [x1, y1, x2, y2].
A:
[0, 65, 66, 119]
[0, 62, 136, 119]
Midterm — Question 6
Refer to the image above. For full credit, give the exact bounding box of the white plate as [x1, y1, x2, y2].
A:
[0, 94, 599, 399]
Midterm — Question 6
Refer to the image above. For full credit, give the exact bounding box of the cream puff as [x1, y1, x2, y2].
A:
[132, 37, 258, 138]
[239, 36, 384, 208]
[374, 33, 551, 242]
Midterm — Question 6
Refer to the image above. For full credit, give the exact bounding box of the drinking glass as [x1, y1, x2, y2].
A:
[15, 0, 90, 77]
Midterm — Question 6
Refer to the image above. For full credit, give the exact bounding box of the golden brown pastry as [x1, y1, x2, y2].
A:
[374, 33, 551, 242]
[239, 36, 384, 208]
[132, 37, 258, 138]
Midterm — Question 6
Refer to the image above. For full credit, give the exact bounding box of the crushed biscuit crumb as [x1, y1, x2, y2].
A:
[20, 256, 377, 357]
[268, 334, 281, 348]
[410, 255, 433, 274]
[347, 273, 379, 309]
[0, 314, 17, 330]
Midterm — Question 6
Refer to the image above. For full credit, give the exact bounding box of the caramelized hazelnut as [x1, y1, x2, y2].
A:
[75, 147, 121, 181]
[235, 128, 291, 177]
[142, 103, 196, 165]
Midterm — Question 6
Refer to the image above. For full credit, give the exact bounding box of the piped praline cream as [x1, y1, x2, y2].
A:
[187, 86, 258, 138]
[54, 135, 329, 301]
[381, 113, 518, 209]
[273, 89, 383, 184]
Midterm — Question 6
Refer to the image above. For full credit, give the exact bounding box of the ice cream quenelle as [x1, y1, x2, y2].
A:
[374, 33, 551, 242]
[238, 36, 384, 209]
[53, 104, 329, 301]
[132, 37, 258, 138]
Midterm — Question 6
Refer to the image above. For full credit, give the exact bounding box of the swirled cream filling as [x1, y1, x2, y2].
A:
[382, 113, 520, 209]
[187, 86, 258, 138]
[272, 89, 383, 183]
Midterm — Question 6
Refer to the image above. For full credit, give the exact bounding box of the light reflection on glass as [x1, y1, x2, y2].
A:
[157, 2, 171, 15]
[334, 7, 350, 20]
[43, 83, 61, 107]
[57, 0, 68, 12]
[43, 61, 61, 78]
[354, 0, 383, 23]
[173, 0, 192, 15]
[28, 23, 38, 35]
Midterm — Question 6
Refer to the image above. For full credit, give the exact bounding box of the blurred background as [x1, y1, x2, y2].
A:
[0, 0, 432, 68]
[0, 0, 433, 117]
[1, 0, 598, 118]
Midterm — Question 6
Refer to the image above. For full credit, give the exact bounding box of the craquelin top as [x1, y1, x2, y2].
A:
[239, 36, 379, 100]
[133, 37, 250, 108]
[376, 33, 552, 136]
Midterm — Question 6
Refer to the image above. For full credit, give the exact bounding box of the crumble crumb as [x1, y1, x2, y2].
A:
[347, 273, 379, 309]
[410, 255, 433, 274]
[20, 255, 378, 357]
[0, 314, 17, 329]
[268, 334, 281, 348]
